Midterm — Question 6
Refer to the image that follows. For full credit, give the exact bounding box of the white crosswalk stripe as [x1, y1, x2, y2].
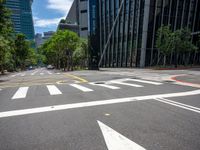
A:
[110, 81, 143, 87]
[70, 84, 94, 92]
[47, 71, 52, 75]
[40, 73, 44, 75]
[126, 78, 162, 85]
[31, 71, 38, 76]
[89, 83, 120, 89]
[21, 74, 26, 77]
[12, 87, 29, 99]
[6, 78, 165, 99]
[47, 85, 62, 95]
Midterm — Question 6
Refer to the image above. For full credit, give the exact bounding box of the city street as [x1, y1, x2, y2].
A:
[0, 68, 200, 150]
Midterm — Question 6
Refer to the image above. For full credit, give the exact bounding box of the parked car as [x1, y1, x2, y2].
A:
[47, 65, 54, 69]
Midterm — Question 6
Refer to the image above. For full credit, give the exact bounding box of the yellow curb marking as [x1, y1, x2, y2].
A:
[65, 74, 88, 83]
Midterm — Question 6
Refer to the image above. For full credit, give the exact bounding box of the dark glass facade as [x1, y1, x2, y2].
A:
[88, 0, 100, 69]
[89, 0, 200, 68]
[5, 0, 35, 40]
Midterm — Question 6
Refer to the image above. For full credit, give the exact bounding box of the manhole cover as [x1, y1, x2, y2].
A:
[94, 82, 105, 84]
[164, 80, 175, 83]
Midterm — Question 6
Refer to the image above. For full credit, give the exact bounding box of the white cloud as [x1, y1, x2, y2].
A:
[47, 0, 73, 16]
[34, 17, 64, 27]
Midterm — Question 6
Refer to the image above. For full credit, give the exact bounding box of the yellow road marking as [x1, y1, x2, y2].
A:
[65, 74, 88, 83]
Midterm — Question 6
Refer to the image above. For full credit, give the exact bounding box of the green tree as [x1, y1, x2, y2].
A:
[14, 34, 30, 70]
[171, 29, 197, 67]
[156, 25, 172, 66]
[0, 1, 14, 73]
[73, 38, 88, 69]
[41, 30, 79, 71]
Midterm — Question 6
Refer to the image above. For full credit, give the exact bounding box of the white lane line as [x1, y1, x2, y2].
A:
[12, 87, 29, 99]
[0, 89, 200, 118]
[56, 73, 61, 75]
[47, 85, 62, 95]
[89, 83, 120, 89]
[40, 73, 44, 75]
[110, 81, 143, 87]
[31, 71, 38, 76]
[11, 74, 17, 77]
[21, 74, 26, 77]
[127, 79, 162, 85]
[47, 71, 52, 75]
[155, 98, 200, 114]
[70, 84, 93, 92]
[98, 121, 146, 150]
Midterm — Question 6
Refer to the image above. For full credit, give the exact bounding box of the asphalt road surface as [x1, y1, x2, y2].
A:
[0, 68, 200, 150]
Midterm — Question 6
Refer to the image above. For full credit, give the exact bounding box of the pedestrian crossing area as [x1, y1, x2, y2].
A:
[10, 71, 62, 77]
[1, 78, 164, 100]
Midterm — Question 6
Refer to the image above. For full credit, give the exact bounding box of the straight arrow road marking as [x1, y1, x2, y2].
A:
[0, 90, 200, 118]
[155, 98, 200, 114]
[12, 87, 29, 99]
[97, 121, 146, 150]
[47, 85, 62, 95]
[70, 84, 93, 92]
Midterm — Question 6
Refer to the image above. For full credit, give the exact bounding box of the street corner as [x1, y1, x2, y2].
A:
[170, 74, 200, 88]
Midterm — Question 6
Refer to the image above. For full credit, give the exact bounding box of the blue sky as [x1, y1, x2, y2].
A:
[32, 0, 73, 34]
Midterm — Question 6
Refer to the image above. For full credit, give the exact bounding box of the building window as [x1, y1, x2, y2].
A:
[81, 9, 87, 13]
[81, 27, 88, 31]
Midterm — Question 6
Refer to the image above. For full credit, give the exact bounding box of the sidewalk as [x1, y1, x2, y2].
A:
[172, 74, 200, 84]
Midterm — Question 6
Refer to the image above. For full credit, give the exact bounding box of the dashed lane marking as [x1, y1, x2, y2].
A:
[0, 89, 199, 118]
[12, 87, 29, 99]
[70, 84, 93, 92]
[47, 85, 62, 95]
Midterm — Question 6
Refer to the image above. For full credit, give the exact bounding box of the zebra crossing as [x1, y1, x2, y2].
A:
[10, 71, 62, 77]
[4, 78, 164, 100]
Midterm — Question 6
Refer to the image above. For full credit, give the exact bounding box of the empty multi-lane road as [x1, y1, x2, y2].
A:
[0, 68, 200, 150]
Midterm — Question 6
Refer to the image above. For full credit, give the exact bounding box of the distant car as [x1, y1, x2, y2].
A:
[47, 65, 54, 69]
[28, 66, 34, 70]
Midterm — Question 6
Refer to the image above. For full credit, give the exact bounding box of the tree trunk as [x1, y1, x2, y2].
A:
[175, 53, 179, 68]
[193, 52, 197, 65]
[170, 52, 173, 65]
[0, 64, 4, 74]
[157, 50, 160, 65]
[163, 55, 166, 66]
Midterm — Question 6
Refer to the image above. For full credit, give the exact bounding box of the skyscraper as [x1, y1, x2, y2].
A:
[60, 0, 89, 38]
[5, 0, 35, 40]
[88, 0, 200, 68]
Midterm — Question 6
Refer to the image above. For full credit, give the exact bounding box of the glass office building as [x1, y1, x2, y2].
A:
[89, 0, 200, 68]
[5, 0, 35, 40]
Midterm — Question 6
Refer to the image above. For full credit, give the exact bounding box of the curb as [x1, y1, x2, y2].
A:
[170, 75, 200, 88]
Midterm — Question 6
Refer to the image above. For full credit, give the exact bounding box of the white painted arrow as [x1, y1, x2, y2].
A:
[97, 121, 146, 150]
